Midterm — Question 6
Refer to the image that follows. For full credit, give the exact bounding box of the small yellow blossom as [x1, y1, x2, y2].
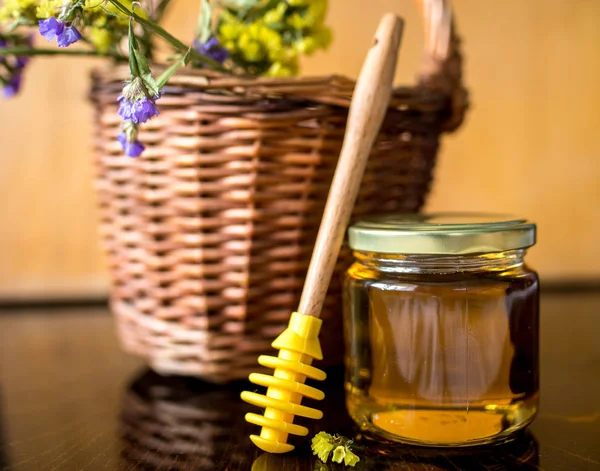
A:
[307, 0, 327, 26]
[218, 0, 331, 76]
[232, 21, 289, 64]
[84, 0, 145, 25]
[35, 0, 62, 19]
[219, 21, 242, 41]
[311, 432, 360, 467]
[263, 3, 286, 24]
[89, 26, 112, 53]
[266, 61, 296, 77]
[238, 32, 264, 62]
[286, 0, 327, 29]
[269, 44, 296, 63]
[286, 12, 305, 30]
[296, 36, 317, 54]
[0, 0, 37, 21]
[257, 25, 281, 51]
[223, 39, 237, 53]
[312, 25, 332, 48]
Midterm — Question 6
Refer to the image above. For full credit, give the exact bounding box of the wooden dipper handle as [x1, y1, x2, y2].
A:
[298, 13, 404, 318]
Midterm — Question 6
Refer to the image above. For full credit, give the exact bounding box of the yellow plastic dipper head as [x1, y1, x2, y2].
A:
[241, 312, 326, 453]
[241, 12, 404, 454]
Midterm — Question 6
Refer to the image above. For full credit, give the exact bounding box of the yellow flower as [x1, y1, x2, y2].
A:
[36, 0, 61, 19]
[89, 26, 112, 53]
[312, 25, 332, 49]
[0, 0, 36, 20]
[85, 0, 145, 24]
[258, 24, 282, 50]
[307, 0, 327, 26]
[263, 3, 286, 24]
[286, 0, 328, 29]
[296, 36, 317, 54]
[286, 12, 305, 29]
[15, 0, 36, 9]
[215, 0, 330, 77]
[223, 40, 237, 53]
[238, 32, 264, 62]
[246, 22, 261, 37]
[234, 21, 288, 64]
[219, 21, 242, 41]
[269, 45, 296, 63]
[266, 61, 297, 77]
[243, 41, 263, 62]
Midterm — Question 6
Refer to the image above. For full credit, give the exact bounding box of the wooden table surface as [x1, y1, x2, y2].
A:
[0, 292, 599, 470]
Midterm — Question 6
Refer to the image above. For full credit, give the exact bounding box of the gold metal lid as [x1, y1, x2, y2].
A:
[348, 213, 536, 255]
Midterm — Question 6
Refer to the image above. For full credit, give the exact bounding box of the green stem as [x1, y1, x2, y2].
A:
[156, 55, 186, 88]
[107, 0, 227, 72]
[0, 46, 124, 59]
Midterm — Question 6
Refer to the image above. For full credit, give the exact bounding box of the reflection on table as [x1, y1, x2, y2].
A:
[119, 367, 540, 471]
[121, 369, 255, 470]
[0, 388, 9, 470]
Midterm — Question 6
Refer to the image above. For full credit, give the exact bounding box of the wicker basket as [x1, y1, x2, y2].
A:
[90, 0, 468, 382]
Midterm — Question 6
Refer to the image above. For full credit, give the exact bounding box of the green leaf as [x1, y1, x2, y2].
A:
[331, 446, 346, 464]
[156, 52, 196, 88]
[197, 0, 212, 43]
[134, 48, 160, 96]
[128, 20, 160, 96]
[344, 449, 360, 467]
[108, 0, 227, 71]
[311, 432, 335, 463]
[127, 21, 140, 78]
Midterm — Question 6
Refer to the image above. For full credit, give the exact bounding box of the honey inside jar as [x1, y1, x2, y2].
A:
[343, 214, 539, 447]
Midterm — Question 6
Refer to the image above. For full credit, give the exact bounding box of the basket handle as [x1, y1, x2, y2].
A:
[415, 0, 468, 130]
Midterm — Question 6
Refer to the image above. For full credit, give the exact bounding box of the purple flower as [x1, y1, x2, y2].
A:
[118, 95, 160, 124]
[118, 119, 145, 157]
[117, 78, 161, 125]
[193, 37, 229, 64]
[3, 74, 22, 98]
[118, 132, 145, 157]
[39, 18, 81, 48]
[39, 18, 64, 41]
[1, 36, 31, 98]
[15, 55, 30, 68]
[56, 26, 82, 47]
[11, 35, 32, 68]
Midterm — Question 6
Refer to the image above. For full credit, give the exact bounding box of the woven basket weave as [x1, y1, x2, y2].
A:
[90, 0, 468, 382]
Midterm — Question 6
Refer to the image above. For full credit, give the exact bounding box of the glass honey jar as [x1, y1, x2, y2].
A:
[343, 213, 539, 447]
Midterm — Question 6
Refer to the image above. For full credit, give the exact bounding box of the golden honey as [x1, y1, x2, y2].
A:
[343, 214, 539, 447]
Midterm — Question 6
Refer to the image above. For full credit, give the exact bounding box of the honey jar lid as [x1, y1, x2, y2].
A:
[347, 213, 536, 254]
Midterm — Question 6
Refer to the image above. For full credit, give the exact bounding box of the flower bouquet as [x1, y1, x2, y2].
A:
[1, 0, 467, 382]
[0, 0, 332, 155]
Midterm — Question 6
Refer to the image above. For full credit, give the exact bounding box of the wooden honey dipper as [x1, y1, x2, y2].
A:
[241, 13, 404, 454]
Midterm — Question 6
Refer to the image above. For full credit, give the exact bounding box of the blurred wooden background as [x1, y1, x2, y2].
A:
[0, 0, 598, 299]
